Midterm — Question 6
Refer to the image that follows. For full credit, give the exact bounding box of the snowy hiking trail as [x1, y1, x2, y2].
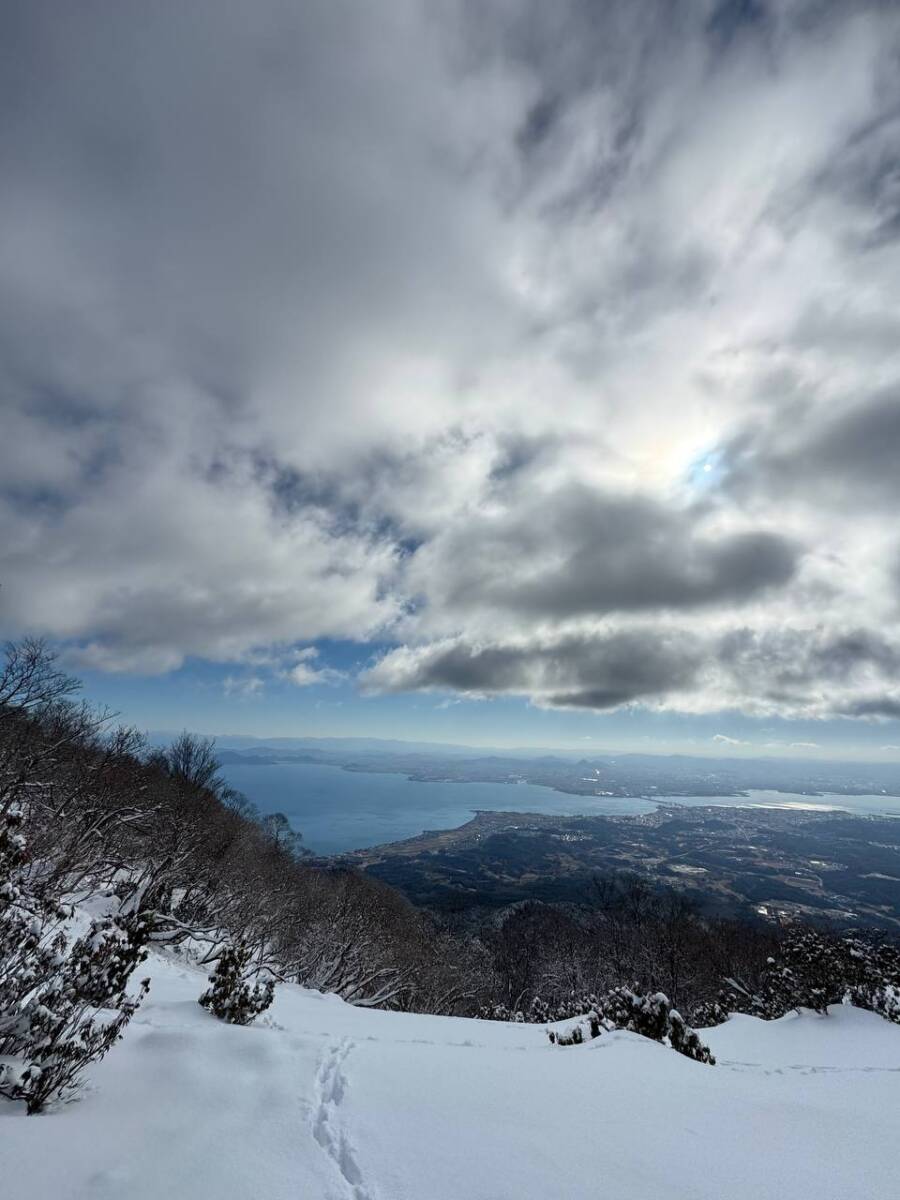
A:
[313, 1037, 376, 1200]
[2, 948, 899, 1200]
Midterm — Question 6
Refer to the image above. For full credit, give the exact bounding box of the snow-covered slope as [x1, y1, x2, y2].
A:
[3, 948, 898, 1200]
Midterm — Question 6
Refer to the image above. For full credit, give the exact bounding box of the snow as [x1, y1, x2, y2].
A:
[2, 948, 898, 1200]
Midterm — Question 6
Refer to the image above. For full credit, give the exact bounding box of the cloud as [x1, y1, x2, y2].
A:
[712, 734, 748, 746]
[287, 663, 337, 688]
[0, 0, 511, 670]
[0, 449, 402, 672]
[364, 623, 900, 718]
[1, 1, 900, 728]
[407, 482, 800, 625]
[841, 697, 900, 720]
[723, 388, 900, 511]
[710, 627, 900, 718]
[363, 629, 702, 710]
[284, 647, 345, 688]
[223, 674, 265, 699]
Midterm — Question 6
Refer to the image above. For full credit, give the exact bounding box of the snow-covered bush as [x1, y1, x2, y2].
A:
[597, 986, 672, 1042]
[480, 993, 606, 1025]
[2, 934, 150, 1115]
[689, 998, 731, 1029]
[667, 1008, 716, 1064]
[722, 928, 900, 1025]
[549, 1023, 584, 1045]
[548, 986, 715, 1064]
[0, 809, 150, 1113]
[843, 936, 900, 1025]
[199, 944, 275, 1025]
[479, 1002, 526, 1022]
[857, 984, 900, 1024]
[0, 805, 67, 1030]
[766, 928, 846, 1015]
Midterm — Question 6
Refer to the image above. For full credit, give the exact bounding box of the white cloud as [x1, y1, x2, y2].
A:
[223, 674, 265, 699]
[284, 648, 345, 689]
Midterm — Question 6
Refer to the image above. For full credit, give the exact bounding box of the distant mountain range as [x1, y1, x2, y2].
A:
[184, 734, 900, 800]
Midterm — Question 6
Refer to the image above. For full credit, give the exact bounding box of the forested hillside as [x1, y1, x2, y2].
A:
[1, 640, 898, 1117]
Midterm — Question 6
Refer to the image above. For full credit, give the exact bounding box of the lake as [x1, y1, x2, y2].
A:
[220, 761, 900, 855]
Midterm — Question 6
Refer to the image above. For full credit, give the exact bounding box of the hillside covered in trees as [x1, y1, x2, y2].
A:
[1, 638, 898, 1115]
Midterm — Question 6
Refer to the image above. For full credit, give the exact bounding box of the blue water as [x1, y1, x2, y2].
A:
[220, 762, 656, 854]
[220, 762, 900, 855]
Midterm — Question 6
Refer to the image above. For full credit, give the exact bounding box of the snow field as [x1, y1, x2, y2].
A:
[2, 947, 898, 1200]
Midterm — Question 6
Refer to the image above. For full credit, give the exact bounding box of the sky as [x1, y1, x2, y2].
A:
[2, 0, 900, 760]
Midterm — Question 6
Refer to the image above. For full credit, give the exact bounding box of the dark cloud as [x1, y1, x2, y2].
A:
[705, 0, 770, 52]
[724, 388, 900, 508]
[415, 484, 799, 619]
[842, 697, 900, 719]
[367, 623, 900, 718]
[364, 629, 702, 709]
[789, 303, 900, 360]
[516, 94, 563, 155]
[707, 627, 900, 720]
[810, 107, 900, 251]
[715, 626, 900, 699]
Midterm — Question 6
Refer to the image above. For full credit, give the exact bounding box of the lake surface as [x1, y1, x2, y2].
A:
[220, 761, 900, 855]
